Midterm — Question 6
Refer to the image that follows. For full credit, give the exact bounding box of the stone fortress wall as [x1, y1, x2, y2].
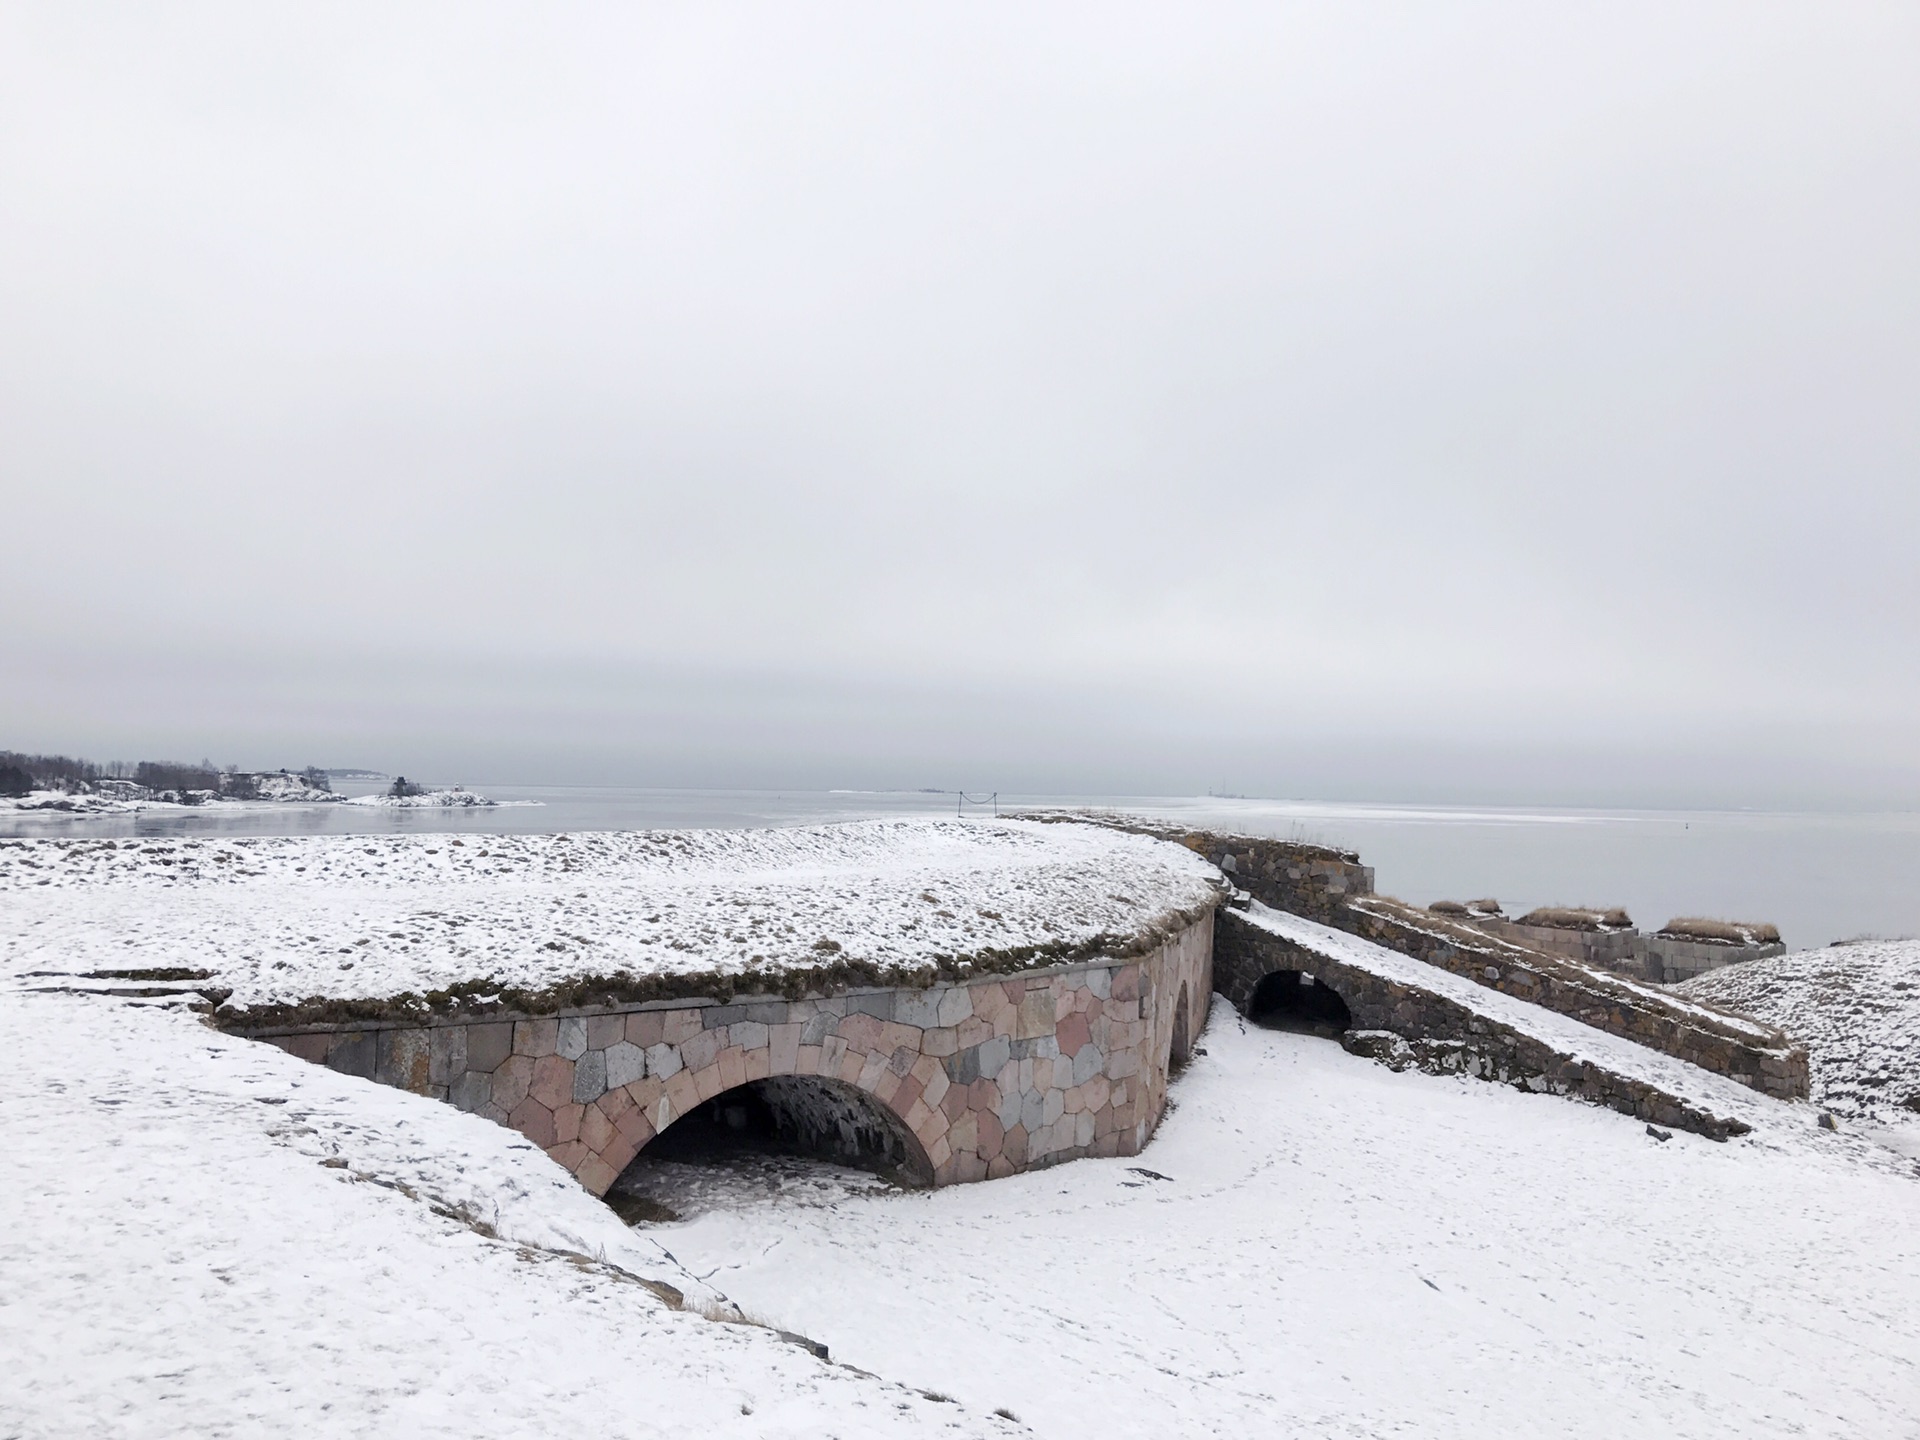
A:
[249, 911, 1214, 1195]
[1060, 821, 1808, 1102]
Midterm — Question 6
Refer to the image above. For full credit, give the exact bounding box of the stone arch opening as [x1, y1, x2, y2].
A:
[1169, 985, 1194, 1070]
[606, 1074, 933, 1221]
[1248, 969, 1352, 1035]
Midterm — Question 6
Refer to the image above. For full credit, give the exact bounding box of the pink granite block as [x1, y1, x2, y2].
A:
[837, 1012, 884, 1052]
[508, 1096, 557, 1149]
[1110, 967, 1139, 1003]
[1056, 1012, 1092, 1058]
[546, 1138, 589, 1173]
[819, 1034, 849, 1076]
[624, 1075, 664, 1112]
[624, 1011, 665, 1049]
[529, 1055, 574, 1110]
[553, 1102, 584, 1145]
[1063, 1084, 1086, 1115]
[952, 1151, 988, 1184]
[837, 1048, 866, 1086]
[927, 1134, 952, 1171]
[718, 1046, 748, 1090]
[956, 1015, 993, 1049]
[613, 1104, 655, 1149]
[969, 1077, 999, 1112]
[1001, 1123, 1029, 1166]
[941, 1082, 969, 1120]
[909, 1053, 941, 1087]
[1092, 1131, 1122, 1158]
[987, 1155, 1014, 1180]
[904, 1097, 936, 1137]
[576, 1154, 620, 1196]
[515, 1018, 560, 1058]
[579, 1102, 615, 1153]
[1083, 1074, 1111, 1114]
[1031, 1057, 1053, 1092]
[1000, 980, 1026, 1007]
[744, 1046, 772, 1081]
[977, 1107, 1004, 1160]
[855, 1050, 889, 1092]
[768, 1023, 802, 1072]
[662, 1009, 703, 1045]
[872, 1068, 903, 1106]
[794, 1044, 822, 1076]
[599, 1134, 642, 1177]
[948, 1109, 979, 1155]
[693, 1065, 724, 1102]
[877, 1020, 922, 1055]
[892, 1073, 925, 1114]
[922, 1026, 959, 1058]
[586, 1014, 625, 1050]
[491, 1054, 534, 1111]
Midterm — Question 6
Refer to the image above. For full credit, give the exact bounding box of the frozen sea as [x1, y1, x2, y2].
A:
[4, 785, 1916, 951]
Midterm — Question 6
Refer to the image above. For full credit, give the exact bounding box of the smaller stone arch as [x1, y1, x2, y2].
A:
[1247, 968, 1353, 1033]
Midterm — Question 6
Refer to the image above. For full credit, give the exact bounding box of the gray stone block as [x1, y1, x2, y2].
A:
[466, 1022, 513, 1074]
[732, 1021, 769, 1051]
[1020, 1091, 1046, 1133]
[1072, 1045, 1103, 1085]
[847, 992, 894, 1021]
[604, 1041, 647, 1090]
[894, 991, 942, 1028]
[800, 1011, 836, 1047]
[556, 1016, 588, 1061]
[701, 1005, 744, 1030]
[326, 1030, 376, 1080]
[428, 1026, 467, 1086]
[946, 1047, 981, 1086]
[572, 1048, 608, 1103]
[646, 1042, 683, 1078]
[976, 1035, 1011, 1079]
[450, 1071, 492, 1113]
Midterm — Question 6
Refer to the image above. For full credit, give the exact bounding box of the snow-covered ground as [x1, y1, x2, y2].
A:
[0, 988, 1010, 1439]
[0, 820, 1223, 1013]
[652, 997, 1920, 1438]
[1680, 939, 1920, 1143]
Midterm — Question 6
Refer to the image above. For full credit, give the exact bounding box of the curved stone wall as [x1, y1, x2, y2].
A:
[253, 911, 1214, 1193]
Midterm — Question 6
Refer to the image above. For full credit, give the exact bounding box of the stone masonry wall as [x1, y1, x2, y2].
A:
[1049, 816, 1807, 1103]
[246, 912, 1214, 1195]
[1342, 896, 1808, 1101]
[1214, 908, 1753, 1141]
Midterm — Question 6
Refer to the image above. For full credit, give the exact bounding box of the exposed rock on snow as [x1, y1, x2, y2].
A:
[1678, 939, 1920, 1132]
[0, 820, 1225, 1022]
[344, 787, 498, 808]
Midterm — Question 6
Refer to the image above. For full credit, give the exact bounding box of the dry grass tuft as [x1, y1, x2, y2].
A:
[1516, 905, 1633, 932]
[1427, 900, 1470, 916]
[1467, 898, 1503, 915]
[1658, 917, 1781, 946]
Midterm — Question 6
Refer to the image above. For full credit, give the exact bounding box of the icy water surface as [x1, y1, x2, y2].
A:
[5, 786, 1917, 949]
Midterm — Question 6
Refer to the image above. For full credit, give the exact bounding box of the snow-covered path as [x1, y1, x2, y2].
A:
[655, 999, 1920, 1439]
[0, 991, 1007, 1439]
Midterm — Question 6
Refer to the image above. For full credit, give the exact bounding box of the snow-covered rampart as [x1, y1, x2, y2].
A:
[0, 819, 1224, 1024]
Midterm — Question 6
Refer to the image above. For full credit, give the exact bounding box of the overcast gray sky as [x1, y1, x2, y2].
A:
[2, 3, 1916, 803]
